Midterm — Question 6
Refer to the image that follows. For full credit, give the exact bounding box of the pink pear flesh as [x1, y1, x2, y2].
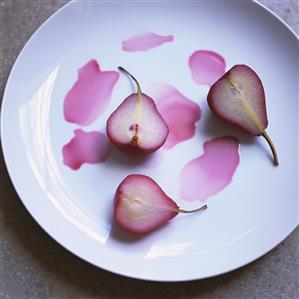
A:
[207, 64, 278, 165]
[114, 174, 207, 233]
[106, 67, 169, 155]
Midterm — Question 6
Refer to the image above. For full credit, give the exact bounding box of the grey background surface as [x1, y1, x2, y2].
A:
[0, 1, 298, 298]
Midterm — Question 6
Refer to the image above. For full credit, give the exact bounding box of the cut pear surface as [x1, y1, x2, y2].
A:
[114, 174, 207, 233]
[208, 64, 278, 165]
[106, 67, 169, 155]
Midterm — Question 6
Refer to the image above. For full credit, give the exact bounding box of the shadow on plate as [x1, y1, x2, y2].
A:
[104, 144, 162, 170]
[199, 110, 274, 164]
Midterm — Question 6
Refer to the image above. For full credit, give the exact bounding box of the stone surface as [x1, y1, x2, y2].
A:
[0, 1, 298, 298]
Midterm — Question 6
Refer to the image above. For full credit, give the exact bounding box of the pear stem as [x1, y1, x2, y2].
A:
[262, 130, 279, 166]
[178, 204, 208, 214]
[118, 66, 142, 96]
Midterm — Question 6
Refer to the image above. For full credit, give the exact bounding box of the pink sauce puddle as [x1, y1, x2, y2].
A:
[189, 50, 226, 86]
[122, 32, 173, 52]
[180, 136, 240, 201]
[152, 84, 201, 149]
[62, 129, 111, 170]
[64, 59, 119, 126]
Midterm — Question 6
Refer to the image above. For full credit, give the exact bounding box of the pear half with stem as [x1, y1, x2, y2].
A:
[114, 174, 207, 233]
[207, 64, 278, 165]
[106, 67, 169, 155]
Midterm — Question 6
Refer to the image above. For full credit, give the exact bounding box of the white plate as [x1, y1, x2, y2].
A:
[1, 0, 298, 281]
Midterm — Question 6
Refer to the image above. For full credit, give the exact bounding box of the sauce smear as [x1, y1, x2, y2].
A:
[189, 50, 226, 86]
[152, 84, 201, 149]
[122, 33, 173, 52]
[62, 129, 111, 170]
[64, 59, 119, 126]
[180, 136, 239, 201]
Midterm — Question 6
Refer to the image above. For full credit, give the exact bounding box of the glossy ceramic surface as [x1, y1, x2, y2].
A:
[1, 0, 298, 281]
